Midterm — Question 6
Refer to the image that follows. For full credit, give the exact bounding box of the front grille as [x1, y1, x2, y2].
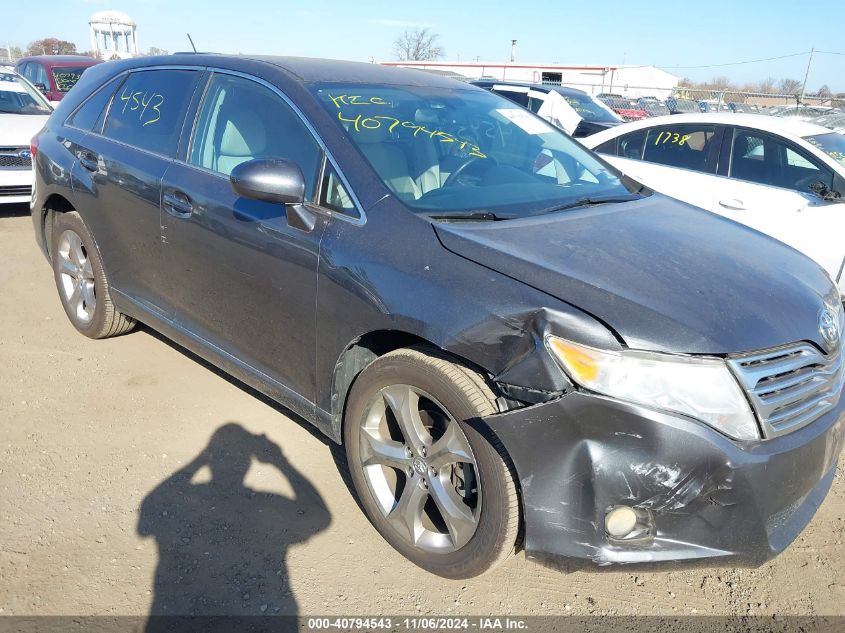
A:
[0, 148, 31, 169]
[0, 185, 32, 197]
[728, 343, 845, 438]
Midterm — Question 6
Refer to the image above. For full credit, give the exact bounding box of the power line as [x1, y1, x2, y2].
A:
[658, 51, 809, 70]
[816, 50, 845, 56]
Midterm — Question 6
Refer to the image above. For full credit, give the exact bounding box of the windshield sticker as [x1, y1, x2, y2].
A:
[653, 131, 691, 146]
[495, 108, 555, 135]
[118, 85, 164, 127]
[327, 93, 487, 158]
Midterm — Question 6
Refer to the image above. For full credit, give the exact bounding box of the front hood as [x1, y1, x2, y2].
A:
[434, 195, 839, 355]
[0, 113, 49, 146]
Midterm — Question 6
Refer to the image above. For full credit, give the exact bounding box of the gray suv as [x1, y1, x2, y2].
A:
[30, 54, 845, 578]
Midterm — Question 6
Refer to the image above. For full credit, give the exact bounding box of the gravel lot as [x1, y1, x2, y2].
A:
[1, 204, 844, 619]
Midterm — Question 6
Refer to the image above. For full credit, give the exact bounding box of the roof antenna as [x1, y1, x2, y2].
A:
[186, 33, 197, 53]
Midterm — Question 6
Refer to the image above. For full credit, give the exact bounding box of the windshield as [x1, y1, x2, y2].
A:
[559, 92, 620, 123]
[312, 83, 639, 218]
[51, 67, 87, 93]
[804, 133, 845, 169]
[0, 72, 52, 115]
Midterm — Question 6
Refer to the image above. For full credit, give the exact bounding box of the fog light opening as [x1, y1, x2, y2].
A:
[605, 506, 638, 538]
[605, 505, 653, 541]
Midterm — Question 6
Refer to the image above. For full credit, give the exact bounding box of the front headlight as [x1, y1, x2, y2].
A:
[547, 336, 759, 440]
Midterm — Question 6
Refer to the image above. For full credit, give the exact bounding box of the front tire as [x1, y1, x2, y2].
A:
[51, 211, 135, 339]
[344, 346, 520, 578]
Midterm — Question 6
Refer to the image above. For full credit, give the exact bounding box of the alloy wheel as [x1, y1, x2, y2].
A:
[359, 384, 482, 553]
[56, 229, 96, 324]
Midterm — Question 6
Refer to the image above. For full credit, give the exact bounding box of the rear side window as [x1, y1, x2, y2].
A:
[616, 129, 647, 160]
[103, 69, 199, 157]
[188, 73, 321, 197]
[642, 125, 717, 173]
[66, 75, 122, 132]
[593, 138, 618, 155]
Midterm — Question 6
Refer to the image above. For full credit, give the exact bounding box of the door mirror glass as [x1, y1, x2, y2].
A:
[230, 158, 305, 205]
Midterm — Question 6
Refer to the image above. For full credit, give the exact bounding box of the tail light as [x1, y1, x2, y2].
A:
[30, 135, 39, 161]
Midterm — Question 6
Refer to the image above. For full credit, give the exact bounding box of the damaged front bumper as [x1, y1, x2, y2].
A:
[483, 391, 845, 566]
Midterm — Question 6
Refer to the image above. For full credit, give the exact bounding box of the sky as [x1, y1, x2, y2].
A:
[3, 0, 845, 91]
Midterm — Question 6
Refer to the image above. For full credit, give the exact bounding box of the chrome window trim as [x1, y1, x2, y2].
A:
[194, 67, 366, 226]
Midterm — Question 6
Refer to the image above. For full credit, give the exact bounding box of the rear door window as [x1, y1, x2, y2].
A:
[67, 75, 123, 132]
[642, 124, 717, 173]
[102, 69, 200, 157]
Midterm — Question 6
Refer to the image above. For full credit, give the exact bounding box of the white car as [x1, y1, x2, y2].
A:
[583, 113, 845, 291]
[0, 70, 52, 204]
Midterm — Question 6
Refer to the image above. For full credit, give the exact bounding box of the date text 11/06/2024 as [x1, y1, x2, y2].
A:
[306, 617, 528, 630]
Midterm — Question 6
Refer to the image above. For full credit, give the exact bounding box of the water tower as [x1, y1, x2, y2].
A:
[89, 10, 138, 60]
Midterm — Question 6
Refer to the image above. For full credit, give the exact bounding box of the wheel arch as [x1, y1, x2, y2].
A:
[40, 193, 76, 257]
[329, 329, 503, 443]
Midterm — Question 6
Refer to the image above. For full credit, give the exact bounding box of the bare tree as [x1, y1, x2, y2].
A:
[756, 76, 777, 94]
[778, 78, 802, 95]
[816, 84, 832, 98]
[146, 46, 169, 56]
[393, 27, 444, 61]
[26, 38, 77, 56]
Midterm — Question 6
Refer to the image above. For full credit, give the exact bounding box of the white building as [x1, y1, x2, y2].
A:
[382, 61, 679, 99]
[89, 10, 138, 60]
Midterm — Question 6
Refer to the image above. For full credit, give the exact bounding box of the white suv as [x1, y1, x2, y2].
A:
[0, 69, 52, 204]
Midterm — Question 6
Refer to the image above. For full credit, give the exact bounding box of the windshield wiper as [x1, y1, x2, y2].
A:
[531, 193, 643, 217]
[426, 211, 509, 222]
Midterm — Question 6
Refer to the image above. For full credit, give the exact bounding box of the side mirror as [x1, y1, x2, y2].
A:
[809, 180, 843, 202]
[34, 82, 48, 94]
[229, 159, 305, 205]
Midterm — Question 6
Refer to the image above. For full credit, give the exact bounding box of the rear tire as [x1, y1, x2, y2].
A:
[51, 211, 135, 339]
[344, 346, 520, 578]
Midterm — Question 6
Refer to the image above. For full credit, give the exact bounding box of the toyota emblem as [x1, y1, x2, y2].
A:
[819, 308, 840, 349]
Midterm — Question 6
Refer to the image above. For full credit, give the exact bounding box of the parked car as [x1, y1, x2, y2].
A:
[772, 105, 833, 120]
[0, 69, 51, 204]
[16, 55, 101, 104]
[728, 102, 759, 114]
[471, 80, 622, 137]
[666, 97, 700, 114]
[814, 112, 845, 133]
[637, 98, 670, 117]
[33, 55, 845, 578]
[698, 100, 730, 113]
[596, 94, 648, 120]
[583, 113, 845, 291]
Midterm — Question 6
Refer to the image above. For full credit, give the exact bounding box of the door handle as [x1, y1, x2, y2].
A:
[163, 190, 193, 217]
[78, 150, 98, 172]
[718, 198, 746, 210]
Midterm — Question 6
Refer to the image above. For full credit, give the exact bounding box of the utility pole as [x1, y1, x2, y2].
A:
[510, 40, 517, 63]
[800, 47, 814, 103]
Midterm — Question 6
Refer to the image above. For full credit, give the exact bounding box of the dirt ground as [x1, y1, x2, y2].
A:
[1, 205, 844, 619]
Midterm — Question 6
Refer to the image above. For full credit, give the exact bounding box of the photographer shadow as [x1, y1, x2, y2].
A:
[137, 422, 330, 626]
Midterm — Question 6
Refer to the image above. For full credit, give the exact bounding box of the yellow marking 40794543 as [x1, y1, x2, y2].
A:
[328, 94, 487, 159]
